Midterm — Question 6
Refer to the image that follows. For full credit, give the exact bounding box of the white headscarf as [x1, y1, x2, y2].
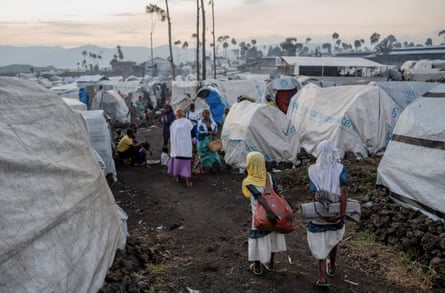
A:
[308, 140, 344, 194]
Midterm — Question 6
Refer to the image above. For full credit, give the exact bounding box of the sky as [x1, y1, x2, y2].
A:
[1, 0, 444, 49]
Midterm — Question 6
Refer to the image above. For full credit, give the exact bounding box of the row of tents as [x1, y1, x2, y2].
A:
[171, 78, 444, 221]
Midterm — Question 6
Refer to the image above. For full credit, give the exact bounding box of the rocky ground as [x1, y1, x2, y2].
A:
[99, 121, 443, 293]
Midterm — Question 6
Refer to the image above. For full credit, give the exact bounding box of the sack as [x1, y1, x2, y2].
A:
[208, 138, 222, 152]
[300, 199, 361, 223]
[253, 175, 296, 233]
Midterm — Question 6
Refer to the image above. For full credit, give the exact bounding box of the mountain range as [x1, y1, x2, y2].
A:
[0, 45, 195, 69]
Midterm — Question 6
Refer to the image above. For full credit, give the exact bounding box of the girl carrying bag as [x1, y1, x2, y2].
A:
[253, 174, 297, 233]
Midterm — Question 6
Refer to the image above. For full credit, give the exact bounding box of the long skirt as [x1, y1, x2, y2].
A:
[168, 157, 192, 178]
[248, 231, 287, 264]
[307, 220, 345, 260]
[197, 136, 222, 168]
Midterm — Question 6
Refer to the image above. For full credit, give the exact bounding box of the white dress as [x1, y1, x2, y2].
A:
[248, 186, 287, 264]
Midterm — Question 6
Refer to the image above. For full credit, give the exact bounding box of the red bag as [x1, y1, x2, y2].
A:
[253, 175, 297, 233]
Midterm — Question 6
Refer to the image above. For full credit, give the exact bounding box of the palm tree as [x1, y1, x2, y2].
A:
[332, 32, 339, 53]
[200, 0, 206, 80]
[117, 45, 124, 60]
[209, 0, 216, 78]
[322, 42, 332, 55]
[425, 38, 433, 46]
[195, 0, 200, 80]
[370, 32, 381, 50]
[354, 40, 362, 51]
[146, 4, 166, 76]
[164, 0, 176, 80]
[439, 29, 445, 44]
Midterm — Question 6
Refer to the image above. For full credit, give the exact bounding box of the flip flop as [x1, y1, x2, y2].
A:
[249, 263, 264, 276]
[326, 261, 336, 277]
[263, 263, 275, 272]
[315, 280, 330, 287]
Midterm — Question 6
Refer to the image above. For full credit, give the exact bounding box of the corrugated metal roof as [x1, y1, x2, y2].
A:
[281, 56, 387, 68]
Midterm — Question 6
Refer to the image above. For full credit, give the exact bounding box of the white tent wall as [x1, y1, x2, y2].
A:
[377, 88, 445, 219]
[90, 89, 129, 124]
[371, 81, 437, 111]
[0, 77, 124, 292]
[62, 97, 87, 111]
[287, 84, 398, 157]
[221, 100, 299, 168]
[78, 110, 118, 182]
[170, 79, 267, 114]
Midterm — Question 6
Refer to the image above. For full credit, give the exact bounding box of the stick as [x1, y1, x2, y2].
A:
[344, 279, 359, 286]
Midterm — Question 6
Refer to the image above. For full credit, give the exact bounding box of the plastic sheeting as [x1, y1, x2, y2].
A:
[221, 100, 300, 168]
[377, 84, 445, 219]
[78, 110, 118, 182]
[287, 84, 399, 157]
[0, 77, 125, 293]
[371, 81, 436, 111]
[170, 79, 267, 115]
[90, 89, 129, 124]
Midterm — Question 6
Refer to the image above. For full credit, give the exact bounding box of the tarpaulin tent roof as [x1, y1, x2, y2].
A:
[0, 77, 125, 292]
[90, 89, 129, 124]
[376, 84, 445, 219]
[221, 100, 300, 168]
[281, 56, 387, 68]
[371, 81, 437, 111]
[287, 84, 399, 157]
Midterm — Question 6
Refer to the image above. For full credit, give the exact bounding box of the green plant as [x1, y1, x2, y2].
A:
[145, 263, 166, 274]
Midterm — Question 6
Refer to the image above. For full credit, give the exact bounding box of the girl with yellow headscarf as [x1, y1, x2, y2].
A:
[242, 151, 287, 276]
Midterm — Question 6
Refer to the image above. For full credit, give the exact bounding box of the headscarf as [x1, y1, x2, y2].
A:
[242, 151, 267, 198]
[308, 140, 344, 194]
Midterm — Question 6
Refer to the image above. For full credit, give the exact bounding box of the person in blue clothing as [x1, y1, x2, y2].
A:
[307, 140, 348, 288]
[196, 109, 222, 173]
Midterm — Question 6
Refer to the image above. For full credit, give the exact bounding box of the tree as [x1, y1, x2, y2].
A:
[146, 4, 166, 76]
[116, 45, 124, 60]
[375, 35, 397, 55]
[163, 0, 176, 80]
[439, 29, 445, 44]
[424, 38, 432, 46]
[209, 0, 216, 78]
[280, 37, 298, 56]
[354, 40, 362, 51]
[370, 32, 381, 49]
[322, 42, 332, 55]
[195, 0, 200, 80]
[200, 0, 206, 80]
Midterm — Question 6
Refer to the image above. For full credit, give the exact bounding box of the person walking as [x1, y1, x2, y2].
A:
[168, 109, 194, 188]
[161, 104, 175, 147]
[241, 151, 287, 276]
[306, 140, 347, 287]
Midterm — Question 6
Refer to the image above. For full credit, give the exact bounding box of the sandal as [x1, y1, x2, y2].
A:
[326, 261, 336, 277]
[186, 182, 193, 188]
[263, 263, 275, 272]
[249, 263, 264, 276]
[315, 280, 330, 287]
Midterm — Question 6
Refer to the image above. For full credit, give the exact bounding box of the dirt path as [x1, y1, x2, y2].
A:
[101, 124, 428, 293]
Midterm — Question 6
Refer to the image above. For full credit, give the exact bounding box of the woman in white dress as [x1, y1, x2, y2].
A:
[307, 140, 348, 287]
[241, 151, 287, 276]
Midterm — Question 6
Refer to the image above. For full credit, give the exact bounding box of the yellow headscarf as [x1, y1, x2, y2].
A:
[242, 151, 267, 198]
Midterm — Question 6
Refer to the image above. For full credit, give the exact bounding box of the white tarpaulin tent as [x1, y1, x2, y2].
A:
[287, 84, 399, 157]
[78, 110, 118, 182]
[91, 89, 129, 124]
[376, 84, 445, 219]
[0, 77, 125, 292]
[170, 79, 267, 114]
[221, 100, 300, 168]
[62, 97, 87, 111]
[371, 81, 437, 111]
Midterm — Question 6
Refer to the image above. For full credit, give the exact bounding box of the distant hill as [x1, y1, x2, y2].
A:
[0, 45, 194, 69]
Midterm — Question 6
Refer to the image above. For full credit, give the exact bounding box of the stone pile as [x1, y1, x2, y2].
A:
[359, 197, 445, 288]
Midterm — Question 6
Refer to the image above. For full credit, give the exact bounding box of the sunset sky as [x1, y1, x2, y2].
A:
[1, 0, 444, 49]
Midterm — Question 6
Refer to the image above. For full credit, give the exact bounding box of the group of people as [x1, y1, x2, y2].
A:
[163, 103, 224, 188]
[242, 140, 347, 288]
